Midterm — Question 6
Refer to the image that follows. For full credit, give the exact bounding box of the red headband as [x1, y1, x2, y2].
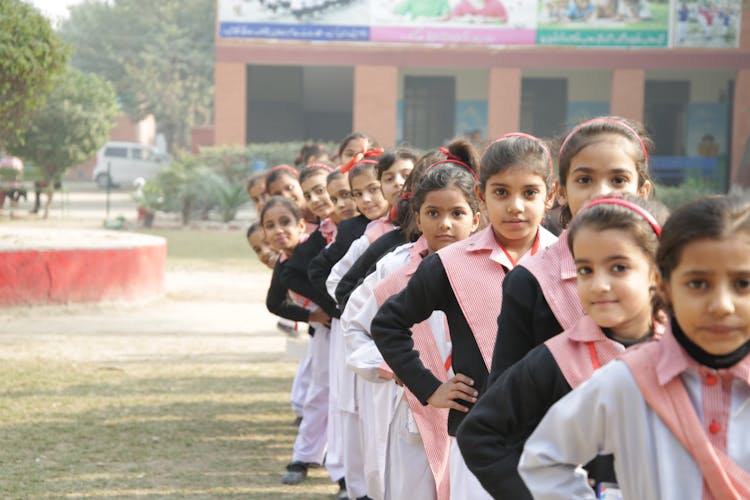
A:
[304, 162, 334, 172]
[559, 117, 648, 165]
[490, 132, 554, 175]
[427, 147, 478, 181]
[340, 148, 384, 174]
[266, 164, 299, 180]
[582, 197, 661, 237]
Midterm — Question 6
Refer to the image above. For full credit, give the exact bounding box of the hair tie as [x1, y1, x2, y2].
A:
[340, 148, 384, 174]
[400, 191, 412, 201]
[305, 162, 334, 172]
[430, 148, 478, 181]
[265, 164, 299, 179]
[582, 197, 661, 237]
[559, 117, 648, 165]
[489, 132, 554, 175]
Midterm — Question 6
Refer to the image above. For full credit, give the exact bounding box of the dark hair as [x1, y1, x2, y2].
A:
[349, 160, 380, 187]
[657, 195, 750, 282]
[327, 169, 345, 185]
[395, 150, 442, 240]
[265, 164, 299, 188]
[260, 195, 302, 225]
[480, 134, 552, 192]
[557, 116, 654, 226]
[246, 173, 265, 193]
[337, 131, 379, 158]
[568, 194, 670, 319]
[376, 148, 419, 179]
[295, 143, 329, 167]
[246, 221, 262, 239]
[299, 162, 334, 185]
[410, 163, 479, 235]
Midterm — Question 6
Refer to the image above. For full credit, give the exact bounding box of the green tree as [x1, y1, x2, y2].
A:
[59, 0, 215, 154]
[7, 67, 119, 218]
[0, 0, 68, 146]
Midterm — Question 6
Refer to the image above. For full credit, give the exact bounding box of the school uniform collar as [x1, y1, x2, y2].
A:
[465, 226, 543, 270]
[557, 229, 577, 281]
[405, 236, 429, 278]
[656, 325, 750, 387]
[565, 315, 607, 343]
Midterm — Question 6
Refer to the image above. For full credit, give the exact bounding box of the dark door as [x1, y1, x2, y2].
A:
[403, 76, 456, 149]
[644, 80, 690, 156]
[521, 78, 567, 139]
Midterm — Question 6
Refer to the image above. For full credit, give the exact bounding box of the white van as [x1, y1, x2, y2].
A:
[92, 142, 169, 189]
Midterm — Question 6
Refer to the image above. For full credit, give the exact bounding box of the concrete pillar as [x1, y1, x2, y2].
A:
[214, 62, 246, 146]
[731, 69, 750, 187]
[353, 65, 398, 148]
[610, 69, 645, 123]
[487, 68, 521, 140]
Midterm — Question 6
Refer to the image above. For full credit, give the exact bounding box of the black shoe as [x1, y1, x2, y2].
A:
[277, 320, 299, 337]
[335, 477, 348, 499]
[282, 461, 308, 484]
[293, 416, 303, 426]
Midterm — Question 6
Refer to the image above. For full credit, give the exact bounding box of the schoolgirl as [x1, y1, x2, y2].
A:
[336, 131, 379, 167]
[458, 194, 669, 498]
[260, 196, 333, 486]
[343, 150, 481, 500]
[246, 221, 279, 270]
[519, 194, 750, 499]
[371, 133, 557, 499]
[246, 173, 268, 215]
[489, 116, 654, 381]
[265, 164, 317, 228]
[334, 150, 443, 308]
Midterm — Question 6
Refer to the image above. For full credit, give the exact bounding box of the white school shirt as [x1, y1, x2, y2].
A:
[326, 233, 371, 301]
[518, 359, 750, 500]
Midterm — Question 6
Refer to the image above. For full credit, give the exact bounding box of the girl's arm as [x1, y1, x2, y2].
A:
[281, 258, 338, 318]
[518, 364, 621, 500]
[308, 216, 368, 298]
[326, 234, 370, 300]
[266, 262, 310, 322]
[457, 345, 571, 499]
[490, 266, 561, 383]
[371, 255, 448, 404]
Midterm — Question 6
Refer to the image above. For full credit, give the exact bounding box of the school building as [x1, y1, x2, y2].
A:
[213, 4, 750, 188]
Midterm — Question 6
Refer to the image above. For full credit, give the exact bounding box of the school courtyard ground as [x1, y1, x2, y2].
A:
[0, 182, 337, 498]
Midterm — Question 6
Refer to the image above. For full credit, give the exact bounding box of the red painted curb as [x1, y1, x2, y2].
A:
[0, 243, 166, 306]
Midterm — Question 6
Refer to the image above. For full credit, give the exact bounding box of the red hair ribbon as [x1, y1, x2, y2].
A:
[490, 132, 554, 175]
[559, 117, 648, 165]
[340, 148, 384, 174]
[428, 147, 478, 181]
[265, 164, 299, 180]
[582, 197, 661, 237]
[388, 191, 412, 222]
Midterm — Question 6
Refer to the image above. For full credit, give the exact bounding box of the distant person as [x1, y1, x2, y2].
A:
[698, 133, 719, 157]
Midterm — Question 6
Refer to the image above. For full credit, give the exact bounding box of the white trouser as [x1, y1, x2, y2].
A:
[290, 347, 312, 417]
[449, 438, 492, 500]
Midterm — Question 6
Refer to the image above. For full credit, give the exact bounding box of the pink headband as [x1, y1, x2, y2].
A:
[582, 197, 661, 237]
[266, 164, 299, 180]
[559, 117, 649, 164]
[490, 132, 554, 175]
[428, 147, 478, 181]
[304, 162, 334, 172]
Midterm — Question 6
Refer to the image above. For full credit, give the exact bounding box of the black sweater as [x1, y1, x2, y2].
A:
[307, 214, 370, 307]
[334, 228, 406, 308]
[265, 260, 310, 323]
[458, 344, 615, 498]
[489, 265, 563, 384]
[371, 253, 488, 436]
[280, 229, 339, 319]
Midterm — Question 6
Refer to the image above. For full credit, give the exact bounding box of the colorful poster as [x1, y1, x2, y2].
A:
[672, 1, 742, 48]
[217, 0, 370, 41]
[370, 0, 537, 45]
[536, 0, 670, 47]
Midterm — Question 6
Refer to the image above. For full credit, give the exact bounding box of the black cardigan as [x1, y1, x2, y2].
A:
[489, 265, 563, 384]
[371, 253, 487, 436]
[265, 259, 310, 323]
[458, 343, 615, 498]
[307, 214, 370, 308]
[334, 228, 406, 308]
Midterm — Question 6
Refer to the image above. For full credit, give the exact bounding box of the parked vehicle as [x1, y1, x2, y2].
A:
[92, 142, 168, 189]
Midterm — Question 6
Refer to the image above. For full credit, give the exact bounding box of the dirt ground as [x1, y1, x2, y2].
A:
[0, 182, 338, 498]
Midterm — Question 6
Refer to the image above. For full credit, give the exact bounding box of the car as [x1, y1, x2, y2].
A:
[92, 142, 169, 189]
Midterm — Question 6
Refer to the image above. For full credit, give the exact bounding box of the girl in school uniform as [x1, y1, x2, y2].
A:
[519, 194, 750, 500]
[457, 195, 669, 499]
[489, 117, 655, 382]
[260, 196, 333, 485]
[337, 131, 380, 167]
[371, 133, 557, 499]
[344, 145, 482, 500]
[265, 164, 318, 230]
